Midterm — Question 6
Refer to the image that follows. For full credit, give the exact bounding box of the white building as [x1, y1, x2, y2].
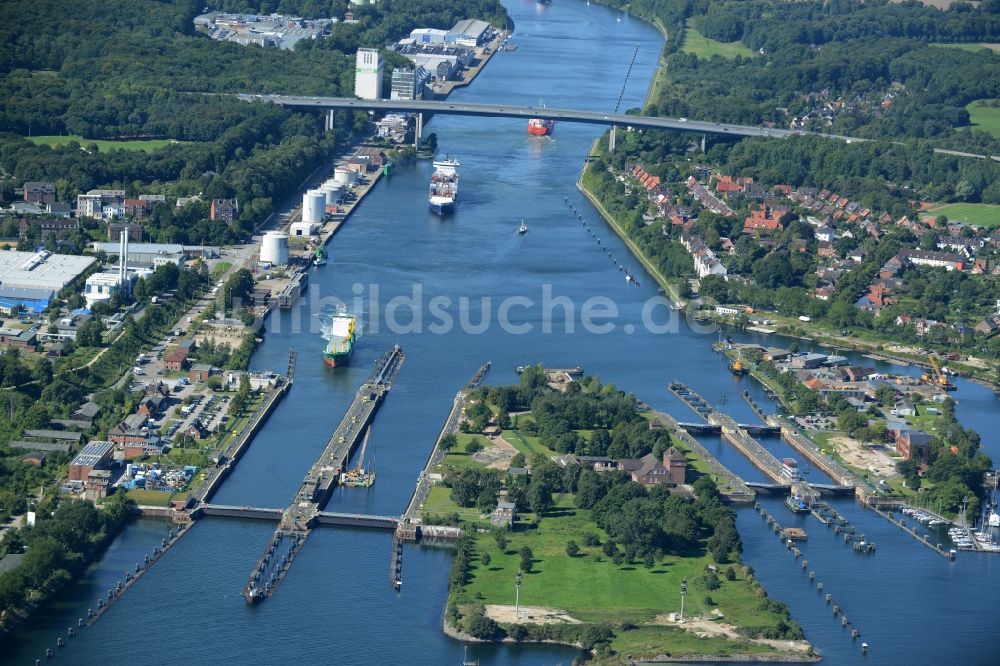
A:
[290, 221, 318, 237]
[409, 28, 448, 44]
[354, 48, 383, 100]
[448, 19, 490, 47]
[76, 194, 102, 219]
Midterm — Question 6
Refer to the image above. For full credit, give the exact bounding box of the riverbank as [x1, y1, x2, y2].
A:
[578, 140, 687, 307]
[697, 310, 999, 392]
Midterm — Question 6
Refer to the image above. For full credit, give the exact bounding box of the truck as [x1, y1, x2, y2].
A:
[798, 315, 811, 323]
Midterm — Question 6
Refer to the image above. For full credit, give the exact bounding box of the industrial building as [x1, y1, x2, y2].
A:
[448, 19, 491, 47]
[0, 250, 95, 313]
[406, 19, 492, 47]
[85, 234, 141, 308]
[91, 242, 219, 267]
[409, 28, 448, 44]
[390, 66, 430, 100]
[68, 440, 115, 482]
[355, 48, 383, 100]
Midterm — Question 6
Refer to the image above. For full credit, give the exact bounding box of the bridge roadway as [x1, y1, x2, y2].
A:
[243, 346, 405, 603]
[239, 94, 827, 140]
[237, 94, 1000, 162]
[197, 503, 399, 529]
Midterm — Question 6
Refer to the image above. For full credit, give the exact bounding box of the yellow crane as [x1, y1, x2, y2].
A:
[921, 355, 955, 391]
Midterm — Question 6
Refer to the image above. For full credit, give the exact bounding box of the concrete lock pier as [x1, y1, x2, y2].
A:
[243, 346, 405, 604]
[668, 382, 855, 498]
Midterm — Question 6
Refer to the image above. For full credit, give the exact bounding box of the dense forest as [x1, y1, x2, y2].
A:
[0, 0, 505, 241]
[0, 495, 133, 627]
[597, 0, 1000, 153]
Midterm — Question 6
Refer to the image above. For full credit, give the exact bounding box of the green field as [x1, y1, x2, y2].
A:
[681, 20, 755, 60]
[454, 497, 797, 657]
[27, 135, 182, 152]
[925, 202, 1000, 228]
[931, 43, 1000, 53]
[965, 100, 1000, 139]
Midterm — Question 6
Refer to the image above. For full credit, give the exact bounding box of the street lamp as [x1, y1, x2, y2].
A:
[514, 571, 522, 620]
[680, 577, 687, 621]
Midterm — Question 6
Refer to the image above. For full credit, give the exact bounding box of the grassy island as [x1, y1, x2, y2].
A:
[423, 367, 813, 663]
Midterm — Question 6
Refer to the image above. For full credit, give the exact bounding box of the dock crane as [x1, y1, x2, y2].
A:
[921, 355, 956, 391]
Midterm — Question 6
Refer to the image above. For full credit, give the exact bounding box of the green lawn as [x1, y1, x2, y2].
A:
[965, 100, 1000, 140]
[422, 484, 485, 522]
[681, 20, 755, 60]
[931, 43, 1000, 53]
[455, 497, 795, 657]
[503, 429, 556, 459]
[924, 201, 1000, 228]
[124, 488, 174, 506]
[27, 135, 183, 152]
[441, 433, 495, 470]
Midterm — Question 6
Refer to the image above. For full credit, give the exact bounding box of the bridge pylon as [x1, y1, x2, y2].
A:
[608, 125, 616, 152]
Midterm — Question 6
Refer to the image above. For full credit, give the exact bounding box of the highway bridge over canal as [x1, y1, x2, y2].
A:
[237, 94, 1000, 161]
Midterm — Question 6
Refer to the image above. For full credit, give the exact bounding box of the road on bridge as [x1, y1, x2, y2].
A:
[238, 94, 1000, 162]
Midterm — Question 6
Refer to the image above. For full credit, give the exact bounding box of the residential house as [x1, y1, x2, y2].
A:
[974, 316, 1000, 336]
[895, 429, 934, 461]
[210, 198, 239, 223]
[22, 181, 56, 204]
[108, 223, 144, 242]
[815, 226, 836, 243]
[164, 348, 189, 372]
[855, 283, 892, 312]
[189, 364, 213, 382]
[817, 241, 836, 258]
[743, 204, 793, 234]
[899, 249, 964, 271]
[137, 395, 166, 417]
[617, 448, 688, 486]
[490, 501, 516, 528]
[123, 199, 151, 220]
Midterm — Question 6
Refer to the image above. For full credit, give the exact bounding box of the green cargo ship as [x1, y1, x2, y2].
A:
[324, 312, 356, 367]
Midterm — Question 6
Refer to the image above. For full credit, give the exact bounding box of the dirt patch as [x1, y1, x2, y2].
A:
[653, 615, 813, 655]
[485, 604, 582, 625]
[472, 445, 515, 470]
[492, 434, 518, 455]
[828, 435, 899, 480]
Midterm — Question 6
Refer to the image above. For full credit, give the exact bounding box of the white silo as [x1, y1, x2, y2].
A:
[303, 190, 326, 224]
[320, 182, 342, 205]
[333, 168, 356, 186]
[260, 231, 289, 266]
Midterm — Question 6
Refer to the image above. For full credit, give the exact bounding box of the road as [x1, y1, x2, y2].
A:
[238, 94, 1000, 162]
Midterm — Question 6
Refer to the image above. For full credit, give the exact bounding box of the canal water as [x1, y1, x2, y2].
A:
[4, 1, 1000, 663]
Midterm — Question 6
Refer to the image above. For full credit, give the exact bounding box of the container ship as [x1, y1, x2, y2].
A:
[428, 157, 459, 215]
[323, 311, 356, 367]
[527, 118, 555, 136]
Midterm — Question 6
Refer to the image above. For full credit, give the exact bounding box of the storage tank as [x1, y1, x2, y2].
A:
[302, 190, 326, 224]
[320, 183, 343, 205]
[260, 231, 289, 265]
[333, 168, 357, 186]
